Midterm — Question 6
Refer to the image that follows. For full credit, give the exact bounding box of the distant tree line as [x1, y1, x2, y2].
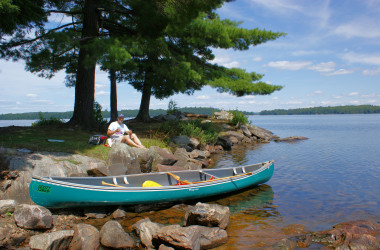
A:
[259, 105, 380, 115]
[1, 107, 251, 120]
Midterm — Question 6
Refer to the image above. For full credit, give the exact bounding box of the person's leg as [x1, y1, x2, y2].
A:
[121, 135, 141, 148]
[130, 133, 145, 148]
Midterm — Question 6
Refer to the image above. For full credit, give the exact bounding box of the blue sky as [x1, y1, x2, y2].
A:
[1, 0, 379, 114]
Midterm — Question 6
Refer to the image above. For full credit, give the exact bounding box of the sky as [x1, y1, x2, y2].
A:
[0, 0, 379, 114]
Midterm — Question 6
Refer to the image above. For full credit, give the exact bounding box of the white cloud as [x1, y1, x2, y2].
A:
[26, 94, 37, 98]
[95, 91, 109, 96]
[343, 52, 380, 66]
[348, 92, 359, 96]
[266, 61, 312, 70]
[272, 97, 279, 100]
[212, 55, 240, 68]
[308, 62, 336, 73]
[333, 17, 380, 39]
[252, 57, 262, 62]
[362, 68, 380, 76]
[326, 69, 354, 76]
[196, 95, 210, 100]
[308, 90, 324, 96]
[350, 100, 360, 104]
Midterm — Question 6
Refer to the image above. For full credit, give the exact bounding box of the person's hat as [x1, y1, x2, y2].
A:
[118, 114, 124, 118]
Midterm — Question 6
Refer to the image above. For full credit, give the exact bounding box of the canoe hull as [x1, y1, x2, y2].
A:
[29, 161, 274, 208]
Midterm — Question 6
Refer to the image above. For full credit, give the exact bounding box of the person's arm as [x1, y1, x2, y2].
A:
[107, 123, 120, 136]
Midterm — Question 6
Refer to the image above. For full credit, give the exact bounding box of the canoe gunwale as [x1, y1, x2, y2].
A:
[31, 160, 274, 191]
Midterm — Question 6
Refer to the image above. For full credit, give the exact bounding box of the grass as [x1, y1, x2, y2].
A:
[0, 123, 169, 161]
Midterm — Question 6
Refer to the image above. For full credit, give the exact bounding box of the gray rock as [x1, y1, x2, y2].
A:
[240, 125, 252, 137]
[187, 225, 228, 249]
[214, 111, 233, 121]
[184, 202, 230, 229]
[0, 199, 16, 214]
[107, 143, 155, 175]
[84, 207, 107, 219]
[29, 230, 74, 250]
[246, 124, 276, 141]
[224, 131, 246, 141]
[14, 204, 52, 230]
[153, 224, 201, 250]
[151, 146, 178, 166]
[100, 220, 135, 249]
[270, 238, 297, 250]
[4, 151, 106, 203]
[133, 217, 164, 249]
[190, 149, 206, 160]
[69, 223, 100, 250]
[216, 136, 232, 150]
[171, 135, 191, 147]
[274, 136, 308, 142]
[189, 137, 200, 149]
[112, 208, 127, 219]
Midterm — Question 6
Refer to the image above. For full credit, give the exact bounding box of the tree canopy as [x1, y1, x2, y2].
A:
[1, 0, 284, 127]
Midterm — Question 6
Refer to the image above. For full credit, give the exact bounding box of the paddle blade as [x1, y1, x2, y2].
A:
[142, 180, 162, 187]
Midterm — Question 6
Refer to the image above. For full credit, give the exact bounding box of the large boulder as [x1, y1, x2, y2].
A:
[69, 223, 100, 250]
[153, 224, 201, 250]
[246, 124, 277, 141]
[184, 202, 230, 230]
[4, 150, 106, 203]
[14, 204, 52, 230]
[151, 146, 178, 166]
[29, 230, 74, 250]
[107, 143, 155, 175]
[188, 225, 228, 249]
[100, 220, 135, 249]
[133, 217, 165, 249]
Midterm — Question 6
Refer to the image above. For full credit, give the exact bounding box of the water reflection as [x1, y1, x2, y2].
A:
[212, 144, 266, 168]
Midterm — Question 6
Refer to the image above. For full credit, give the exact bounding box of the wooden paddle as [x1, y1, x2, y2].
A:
[167, 172, 192, 185]
[101, 181, 123, 188]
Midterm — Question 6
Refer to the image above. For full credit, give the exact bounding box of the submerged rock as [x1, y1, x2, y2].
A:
[153, 224, 201, 250]
[184, 202, 230, 229]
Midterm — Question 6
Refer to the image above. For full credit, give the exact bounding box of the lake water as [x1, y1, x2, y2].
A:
[2, 115, 379, 247]
[211, 114, 380, 248]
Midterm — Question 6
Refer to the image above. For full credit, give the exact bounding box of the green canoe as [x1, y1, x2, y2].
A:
[29, 160, 274, 208]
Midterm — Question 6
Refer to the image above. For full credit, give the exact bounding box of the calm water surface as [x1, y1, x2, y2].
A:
[212, 114, 380, 248]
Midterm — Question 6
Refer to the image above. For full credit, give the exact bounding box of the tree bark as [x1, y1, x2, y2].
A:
[68, 0, 100, 128]
[135, 82, 152, 122]
[109, 68, 118, 122]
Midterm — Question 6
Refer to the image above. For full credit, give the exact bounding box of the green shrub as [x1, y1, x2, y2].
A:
[229, 110, 249, 126]
[159, 119, 220, 145]
[32, 113, 64, 127]
[167, 99, 179, 115]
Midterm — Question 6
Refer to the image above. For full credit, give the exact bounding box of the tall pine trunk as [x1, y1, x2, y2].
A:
[68, 0, 99, 128]
[135, 82, 152, 122]
[109, 68, 118, 122]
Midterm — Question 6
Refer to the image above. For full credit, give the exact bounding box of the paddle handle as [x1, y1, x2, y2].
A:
[101, 181, 123, 188]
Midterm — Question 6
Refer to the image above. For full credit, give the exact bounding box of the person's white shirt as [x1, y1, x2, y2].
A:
[108, 121, 130, 139]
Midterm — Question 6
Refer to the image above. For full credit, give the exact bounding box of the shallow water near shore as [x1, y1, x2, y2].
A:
[209, 114, 380, 248]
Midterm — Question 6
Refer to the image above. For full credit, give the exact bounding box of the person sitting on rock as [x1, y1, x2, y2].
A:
[107, 114, 145, 148]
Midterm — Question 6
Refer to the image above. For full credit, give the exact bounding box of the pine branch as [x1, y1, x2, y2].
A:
[2, 22, 80, 48]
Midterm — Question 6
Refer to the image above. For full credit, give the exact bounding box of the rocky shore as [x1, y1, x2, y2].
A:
[1, 111, 379, 249]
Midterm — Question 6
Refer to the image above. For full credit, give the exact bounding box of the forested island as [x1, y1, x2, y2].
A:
[1, 105, 379, 120]
[0, 107, 256, 120]
[259, 105, 380, 115]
